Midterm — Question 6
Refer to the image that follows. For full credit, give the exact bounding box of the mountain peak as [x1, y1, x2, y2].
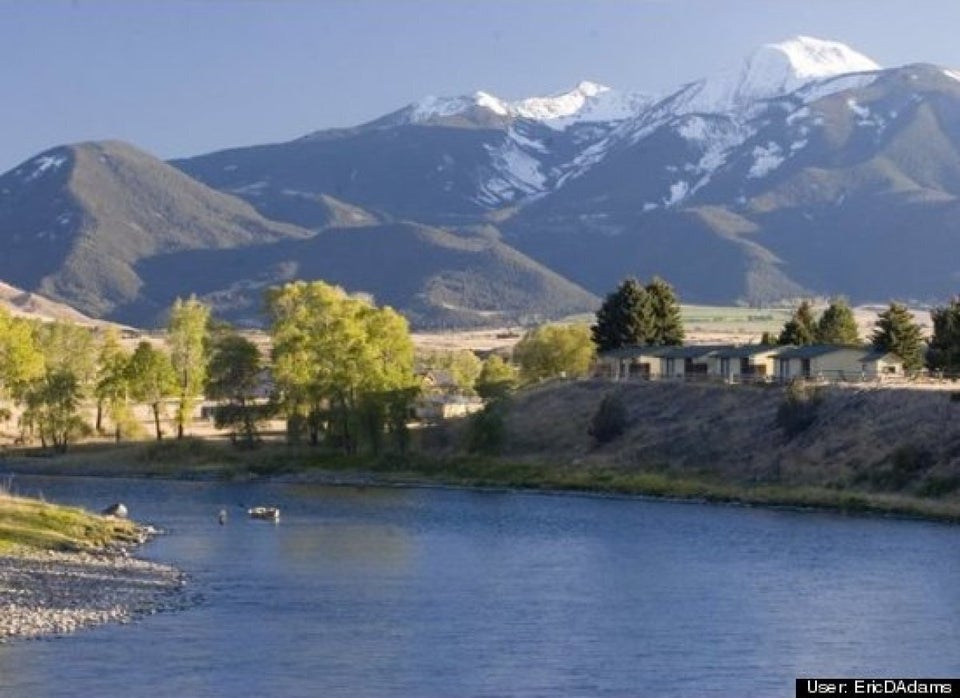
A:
[679, 36, 880, 115]
[404, 81, 651, 127]
[763, 36, 881, 80]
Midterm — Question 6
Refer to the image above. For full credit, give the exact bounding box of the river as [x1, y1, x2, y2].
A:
[1, 476, 958, 697]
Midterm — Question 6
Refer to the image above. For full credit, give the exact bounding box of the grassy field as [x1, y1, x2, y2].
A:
[0, 486, 142, 554]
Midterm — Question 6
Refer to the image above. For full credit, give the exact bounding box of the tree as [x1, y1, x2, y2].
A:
[928, 297, 960, 373]
[168, 296, 211, 439]
[20, 370, 89, 452]
[816, 297, 860, 346]
[777, 301, 817, 346]
[592, 278, 653, 352]
[421, 349, 482, 395]
[871, 302, 925, 372]
[127, 341, 177, 440]
[475, 355, 519, 400]
[592, 277, 684, 351]
[513, 324, 595, 383]
[94, 328, 135, 442]
[205, 331, 264, 447]
[0, 309, 44, 402]
[266, 281, 418, 453]
[588, 392, 629, 445]
[645, 276, 685, 346]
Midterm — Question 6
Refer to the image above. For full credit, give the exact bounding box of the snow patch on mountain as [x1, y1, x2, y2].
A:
[748, 142, 785, 178]
[408, 81, 653, 129]
[24, 155, 67, 182]
[475, 133, 548, 207]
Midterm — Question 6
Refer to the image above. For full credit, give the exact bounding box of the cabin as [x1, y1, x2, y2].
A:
[776, 345, 905, 382]
[655, 345, 723, 379]
[708, 345, 779, 382]
[859, 350, 905, 379]
[413, 394, 484, 422]
[597, 343, 906, 385]
[595, 345, 665, 381]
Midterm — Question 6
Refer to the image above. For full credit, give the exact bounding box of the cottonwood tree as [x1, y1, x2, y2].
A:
[168, 296, 211, 439]
[205, 330, 264, 447]
[266, 281, 418, 453]
[94, 328, 135, 442]
[127, 341, 177, 440]
[872, 302, 925, 372]
[20, 370, 89, 452]
[0, 309, 44, 405]
[513, 324, 595, 383]
[475, 355, 519, 400]
[420, 349, 483, 395]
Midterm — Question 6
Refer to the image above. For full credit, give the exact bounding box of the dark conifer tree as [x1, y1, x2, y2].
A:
[871, 302, 925, 371]
[777, 300, 817, 346]
[645, 276, 685, 346]
[591, 278, 653, 352]
[927, 297, 960, 372]
[816, 297, 860, 345]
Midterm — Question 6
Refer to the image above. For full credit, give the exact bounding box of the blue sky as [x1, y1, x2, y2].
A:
[3, 0, 960, 171]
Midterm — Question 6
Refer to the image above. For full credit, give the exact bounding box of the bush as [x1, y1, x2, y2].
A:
[776, 380, 823, 439]
[466, 400, 508, 455]
[856, 444, 936, 491]
[589, 393, 629, 445]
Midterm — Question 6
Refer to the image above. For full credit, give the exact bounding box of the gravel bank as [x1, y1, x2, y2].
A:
[0, 548, 185, 642]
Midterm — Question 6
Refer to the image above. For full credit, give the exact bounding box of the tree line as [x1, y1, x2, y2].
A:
[0, 281, 598, 454]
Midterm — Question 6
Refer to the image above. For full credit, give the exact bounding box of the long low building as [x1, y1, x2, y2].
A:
[598, 344, 905, 383]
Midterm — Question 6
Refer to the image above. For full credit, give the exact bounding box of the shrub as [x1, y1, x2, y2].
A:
[589, 393, 629, 445]
[776, 380, 823, 439]
[466, 400, 508, 455]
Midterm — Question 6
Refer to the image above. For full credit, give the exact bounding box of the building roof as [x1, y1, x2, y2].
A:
[712, 345, 780, 359]
[859, 349, 904, 363]
[773, 344, 904, 364]
[655, 345, 726, 360]
[774, 344, 865, 360]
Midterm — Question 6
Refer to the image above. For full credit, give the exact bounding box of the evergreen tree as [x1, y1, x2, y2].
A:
[592, 277, 685, 351]
[777, 301, 817, 346]
[592, 278, 652, 351]
[816, 297, 860, 345]
[871, 302, 925, 371]
[645, 276, 685, 346]
[928, 297, 960, 372]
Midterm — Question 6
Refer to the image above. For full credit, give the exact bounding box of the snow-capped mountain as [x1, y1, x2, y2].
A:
[170, 35, 960, 311]
[6, 36, 960, 328]
[368, 36, 887, 210]
[675, 35, 880, 115]
[405, 80, 655, 127]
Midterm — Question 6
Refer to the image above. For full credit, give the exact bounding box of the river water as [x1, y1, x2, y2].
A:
[0, 476, 958, 697]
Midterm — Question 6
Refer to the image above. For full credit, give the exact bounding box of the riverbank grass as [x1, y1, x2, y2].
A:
[0, 492, 141, 554]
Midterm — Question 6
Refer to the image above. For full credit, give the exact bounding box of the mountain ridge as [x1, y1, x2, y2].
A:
[4, 36, 960, 327]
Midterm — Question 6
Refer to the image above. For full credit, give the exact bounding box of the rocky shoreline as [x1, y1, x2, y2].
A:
[0, 547, 185, 642]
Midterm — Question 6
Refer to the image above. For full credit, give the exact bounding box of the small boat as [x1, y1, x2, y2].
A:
[248, 506, 280, 522]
